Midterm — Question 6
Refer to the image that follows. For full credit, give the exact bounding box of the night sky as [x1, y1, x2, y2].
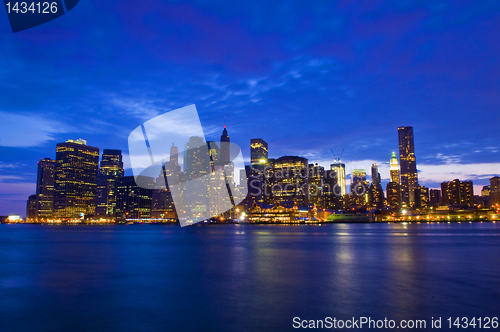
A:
[1, 0, 500, 216]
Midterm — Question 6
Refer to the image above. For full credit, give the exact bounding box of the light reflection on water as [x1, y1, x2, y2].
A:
[0, 223, 499, 331]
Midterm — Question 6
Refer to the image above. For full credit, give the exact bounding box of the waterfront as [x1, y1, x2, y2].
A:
[0, 223, 499, 331]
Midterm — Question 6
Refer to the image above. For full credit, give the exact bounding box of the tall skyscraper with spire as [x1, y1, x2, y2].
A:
[220, 125, 230, 165]
[398, 126, 418, 208]
[390, 152, 400, 183]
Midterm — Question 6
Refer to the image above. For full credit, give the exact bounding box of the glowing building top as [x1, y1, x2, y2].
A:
[390, 152, 400, 184]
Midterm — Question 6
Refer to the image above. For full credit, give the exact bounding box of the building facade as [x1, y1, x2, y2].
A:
[398, 126, 418, 208]
[35, 158, 55, 218]
[53, 139, 100, 218]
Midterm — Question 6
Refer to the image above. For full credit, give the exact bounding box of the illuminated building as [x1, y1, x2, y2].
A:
[270, 156, 309, 205]
[430, 189, 441, 207]
[151, 160, 180, 220]
[184, 136, 210, 217]
[441, 179, 474, 207]
[369, 164, 384, 209]
[95, 149, 124, 218]
[351, 169, 368, 206]
[490, 176, 500, 205]
[53, 139, 100, 218]
[309, 163, 324, 208]
[220, 125, 230, 165]
[35, 158, 55, 218]
[246, 138, 269, 207]
[324, 169, 343, 210]
[170, 143, 179, 167]
[398, 126, 418, 208]
[116, 176, 154, 219]
[386, 182, 401, 209]
[330, 162, 346, 196]
[250, 138, 268, 165]
[371, 163, 381, 186]
[26, 195, 37, 219]
[415, 185, 429, 209]
[390, 152, 400, 183]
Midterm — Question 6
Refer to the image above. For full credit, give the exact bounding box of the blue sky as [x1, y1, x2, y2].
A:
[1, 0, 500, 216]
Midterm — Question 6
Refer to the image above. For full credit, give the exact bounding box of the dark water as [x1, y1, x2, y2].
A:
[0, 223, 499, 331]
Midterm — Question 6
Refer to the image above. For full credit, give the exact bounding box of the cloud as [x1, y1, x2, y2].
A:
[0, 112, 72, 147]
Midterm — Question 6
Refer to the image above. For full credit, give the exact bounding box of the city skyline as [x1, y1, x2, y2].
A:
[1, 1, 500, 215]
[15, 124, 500, 219]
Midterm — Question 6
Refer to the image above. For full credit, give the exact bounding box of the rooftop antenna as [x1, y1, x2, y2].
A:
[224, 116, 226, 128]
[331, 148, 344, 163]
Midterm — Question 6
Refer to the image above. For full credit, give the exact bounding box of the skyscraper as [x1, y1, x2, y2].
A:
[398, 126, 418, 208]
[35, 158, 55, 219]
[95, 149, 124, 218]
[53, 139, 100, 218]
[330, 162, 346, 196]
[490, 176, 500, 205]
[115, 175, 154, 219]
[309, 163, 325, 208]
[371, 163, 381, 186]
[220, 125, 230, 165]
[250, 138, 268, 165]
[351, 169, 368, 206]
[369, 164, 384, 210]
[441, 179, 474, 207]
[390, 152, 400, 184]
[271, 156, 309, 205]
[170, 143, 179, 167]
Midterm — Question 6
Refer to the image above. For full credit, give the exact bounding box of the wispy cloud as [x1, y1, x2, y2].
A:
[0, 112, 73, 148]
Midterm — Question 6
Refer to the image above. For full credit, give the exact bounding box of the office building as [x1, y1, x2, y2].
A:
[116, 176, 154, 219]
[351, 169, 368, 206]
[250, 138, 268, 165]
[398, 126, 418, 208]
[309, 163, 324, 208]
[53, 139, 100, 218]
[490, 176, 500, 205]
[270, 156, 309, 205]
[386, 182, 401, 209]
[330, 162, 346, 196]
[95, 149, 124, 218]
[35, 158, 55, 218]
[441, 179, 474, 207]
[26, 195, 37, 219]
[430, 189, 441, 207]
[390, 152, 400, 183]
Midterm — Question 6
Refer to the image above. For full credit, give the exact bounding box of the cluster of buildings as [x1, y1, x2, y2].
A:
[24, 126, 500, 223]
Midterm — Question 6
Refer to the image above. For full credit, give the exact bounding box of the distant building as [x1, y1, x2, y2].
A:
[490, 177, 500, 205]
[369, 164, 384, 209]
[351, 169, 368, 206]
[95, 149, 124, 218]
[386, 182, 401, 209]
[309, 163, 324, 208]
[389, 152, 400, 184]
[250, 138, 268, 165]
[271, 156, 309, 205]
[330, 162, 346, 196]
[415, 185, 429, 209]
[430, 189, 441, 207]
[35, 158, 55, 218]
[26, 195, 37, 219]
[115, 176, 154, 219]
[324, 169, 343, 210]
[53, 139, 99, 218]
[398, 126, 419, 208]
[441, 179, 474, 207]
